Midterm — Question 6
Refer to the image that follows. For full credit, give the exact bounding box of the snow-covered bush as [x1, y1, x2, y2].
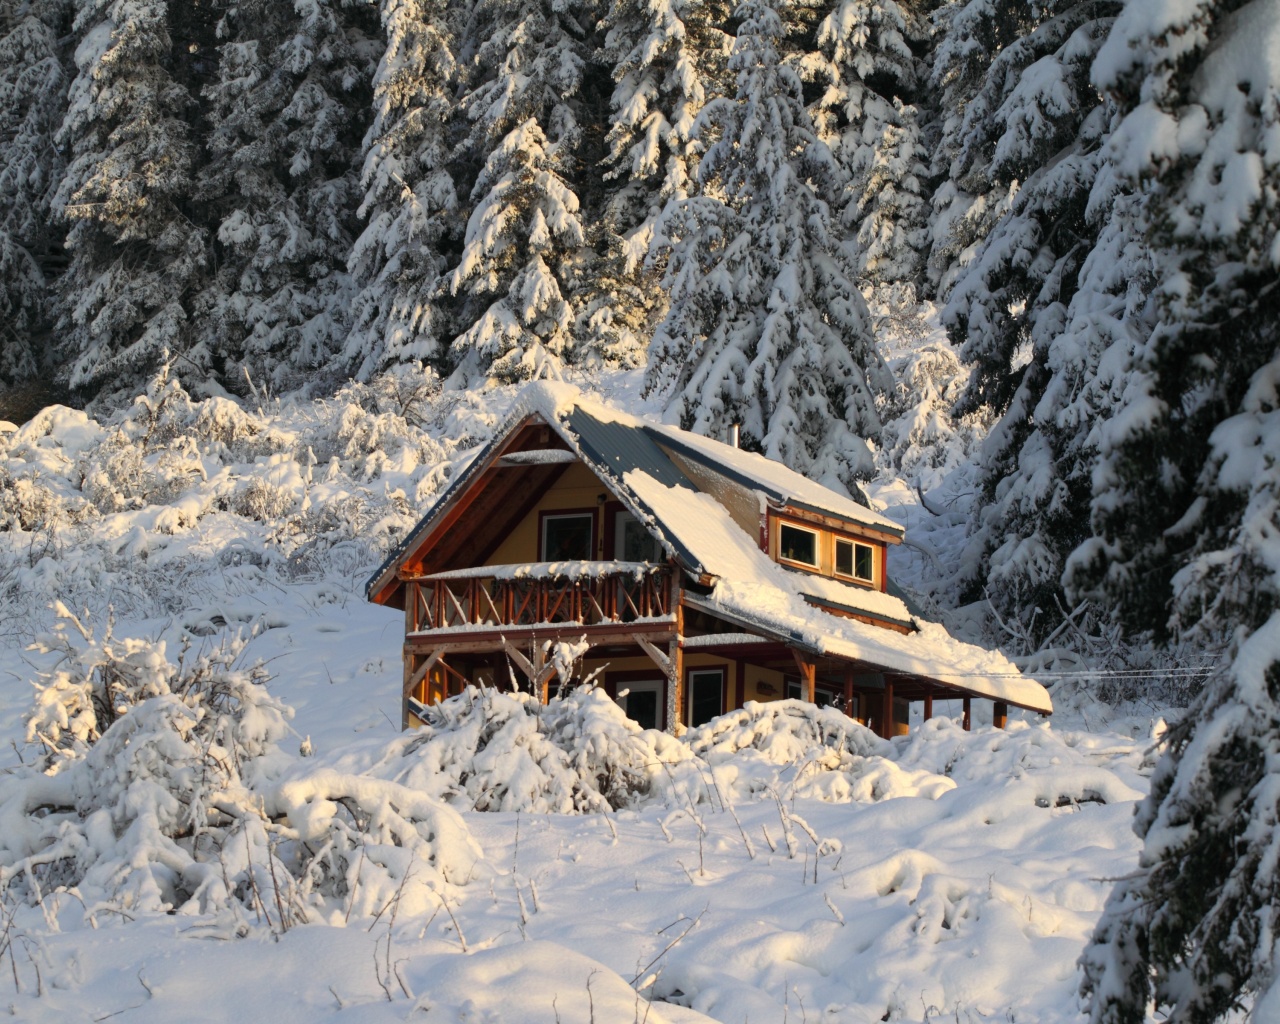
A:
[0, 363, 500, 635]
[4, 610, 482, 928]
[385, 686, 677, 813]
[5, 610, 293, 916]
[351, 688, 960, 813]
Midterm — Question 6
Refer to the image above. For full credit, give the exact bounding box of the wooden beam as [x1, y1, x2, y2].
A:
[437, 656, 473, 696]
[880, 678, 895, 739]
[500, 638, 558, 701]
[843, 666, 854, 717]
[635, 634, 672, 676]
[962, 697, 971, 732]
[923, 694, 933, 722]
[993, 700, 1008, 730]
[669, 581, 685, 731]
[402, 650, 442, 729]
[791, 649, 816, 705]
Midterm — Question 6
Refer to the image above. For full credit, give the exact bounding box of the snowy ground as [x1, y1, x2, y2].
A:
[0, 365, 1162, 1023]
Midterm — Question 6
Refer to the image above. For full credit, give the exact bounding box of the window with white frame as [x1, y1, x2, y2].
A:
[778, 522, 819, 567]
[835, 538, 875, 583]
[541, 513, 594, 561]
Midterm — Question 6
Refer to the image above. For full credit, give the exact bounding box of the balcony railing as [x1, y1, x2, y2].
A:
[405, 562, 674, 632]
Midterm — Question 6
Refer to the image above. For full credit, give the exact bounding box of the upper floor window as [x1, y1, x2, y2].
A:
[835, 538, 874, 583]
[779, 523, 819, 567]
[614, 510, 664, 562]
[542, 512, 594, 561]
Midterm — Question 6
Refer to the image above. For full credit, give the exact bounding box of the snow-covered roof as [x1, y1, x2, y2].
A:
[367, 382, 1051, 714]
[645, 423, 902, 535]
[621, 463, 1048, 713]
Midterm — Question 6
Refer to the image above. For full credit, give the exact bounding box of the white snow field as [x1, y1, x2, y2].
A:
[0, 371, 1160, 1023]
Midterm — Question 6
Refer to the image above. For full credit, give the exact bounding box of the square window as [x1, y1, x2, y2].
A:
[541, 513, 594, 561]
[836, 539, 875, 582]
[779, 523, 818, 566]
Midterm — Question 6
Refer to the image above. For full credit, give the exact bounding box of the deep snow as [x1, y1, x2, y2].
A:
[0, 365, 1163, 1023]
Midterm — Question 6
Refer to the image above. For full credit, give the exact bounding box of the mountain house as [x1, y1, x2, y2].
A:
[366, 383, 1051, 735]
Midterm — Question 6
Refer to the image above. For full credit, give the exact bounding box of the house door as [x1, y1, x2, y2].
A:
[687, 668, 725, 727]
[617, 678, 664, 731]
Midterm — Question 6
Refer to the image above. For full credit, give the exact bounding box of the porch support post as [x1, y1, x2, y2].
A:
[843, 666, 855, 719]
[880, 678, 895, 739]
[923, 694, 933, 722]
[962, 697, 972, 732]
[669, 579, 685, 731]
[791, 649, 816, 705]
[993, 701, 1008, 730]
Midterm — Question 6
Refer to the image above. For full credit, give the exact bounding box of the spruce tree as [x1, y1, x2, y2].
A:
[0, 0, 71, 387]
[941, 0, 1124, 624]
[647, 0, 890, 491]
[200, 0, 376, 394]
[344, 0, 459, 380]
[927, 0, 1140, 311]
[444, 0, 596, 382]
[1078, 1, 1280, 1018]
[447, 118, 586, 382]
[590, 0, 731, 366]
[807, 0, 933, 303]
[52, 0, 208, 401]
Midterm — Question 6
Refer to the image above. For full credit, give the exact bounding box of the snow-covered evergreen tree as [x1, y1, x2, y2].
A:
[942, 0, 1119, 414]
[941, 0, 1126, 625]
[0, 0, 70, 387]
[1064, 0, 1280, 632]
[343, 0, 458, 380]
[447, 118, 586, 382]
[647, 0, 890, 491]
[806, 0, 933, 302]
[590, 0, 731, 365]
[445, 0, 596, 382]
[1079, 2, 1280, 1018]
[928, 0, 1094, 298]
[201, 0, 376, 394]
[52, 0, 208, 401]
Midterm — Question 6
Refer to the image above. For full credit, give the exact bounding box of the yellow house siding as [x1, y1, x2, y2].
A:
[485, 462, 608, 565]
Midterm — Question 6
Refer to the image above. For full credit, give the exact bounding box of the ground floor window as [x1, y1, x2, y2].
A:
[616, 677, 664, 731]
[785, 678, 838, 707]
[688, 668, 725, 727]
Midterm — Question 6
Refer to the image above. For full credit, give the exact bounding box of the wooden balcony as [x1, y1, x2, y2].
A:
[403, 562, 675, 634]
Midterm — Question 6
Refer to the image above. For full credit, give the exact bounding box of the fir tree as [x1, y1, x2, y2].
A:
[52, 0, 208, 401]
[1078, 2, 1280, 1018]
[447, 118, 586, 382]
[344, 0, 459, 380]
[0, 0, 71, 387]
[941, 0, 1125, 627]
[927, 0, 1074, 297]
[590, 0, 731, 366]
[445, 0, 596, 382]
[807, 0, 933, 303]
[647, 0, 890, 491]
[200, 0, 376, 394]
